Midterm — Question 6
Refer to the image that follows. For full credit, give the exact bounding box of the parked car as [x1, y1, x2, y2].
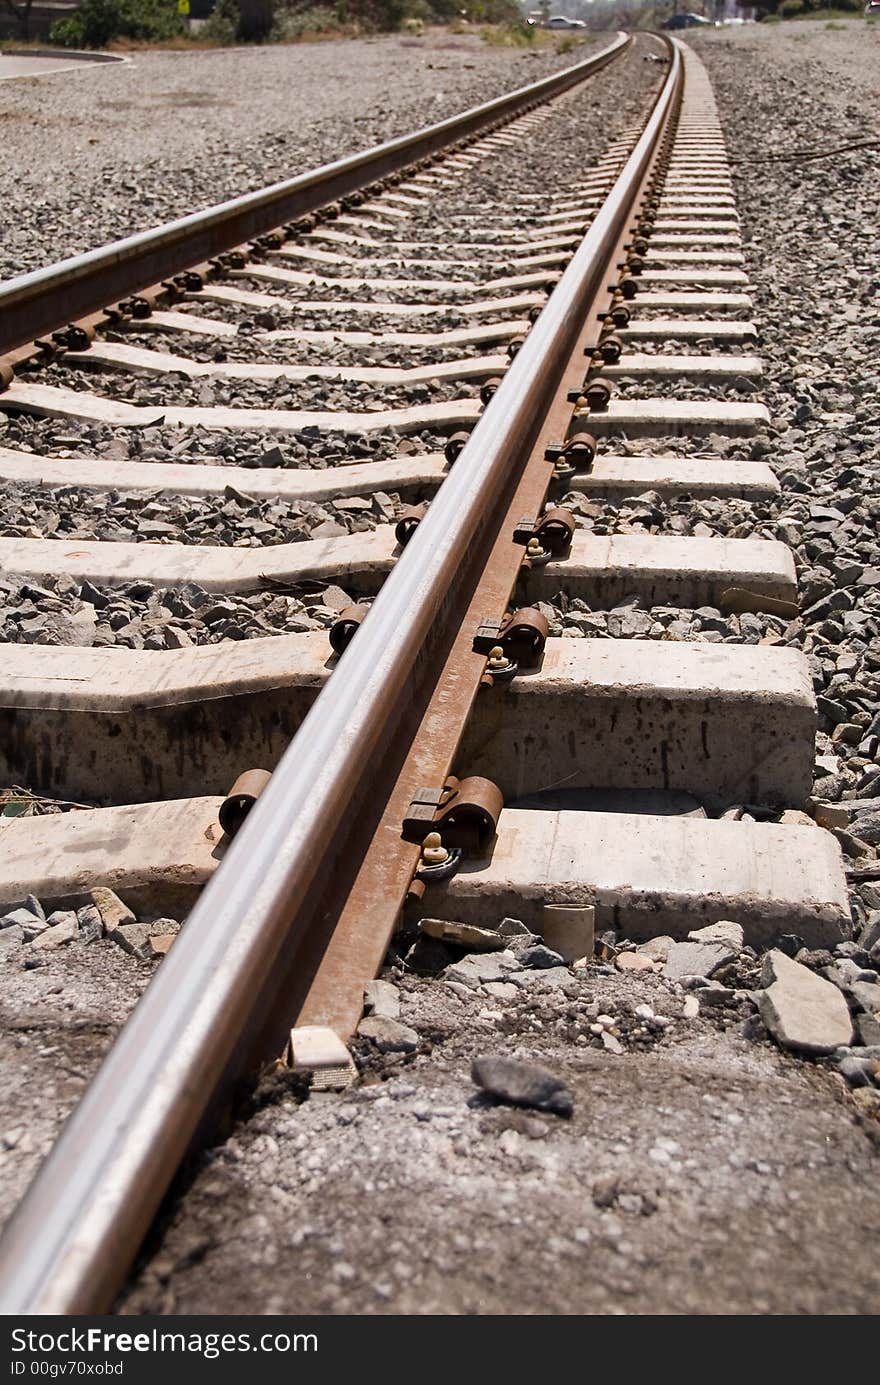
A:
[662, 11, 712, 27]
[865, 1, 880, 16]
[546, 15, 588, 28]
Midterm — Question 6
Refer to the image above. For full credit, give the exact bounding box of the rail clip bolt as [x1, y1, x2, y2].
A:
[599, 335, 623, 365]
[444, 430, 471, 465]
[584, 378, 613, 411]
[486, 644, 517, 682]
[421, 831, 449, 866]
[526, 536, 549, 566]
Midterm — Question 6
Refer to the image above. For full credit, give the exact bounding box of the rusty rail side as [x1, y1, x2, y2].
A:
[0, 38, 680, 1315]
[0, 33, 628, 358]
[291, 47, 684, 1041]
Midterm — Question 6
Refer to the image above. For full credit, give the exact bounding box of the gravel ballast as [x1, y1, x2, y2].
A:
[0, 573, 363, 648]
[0, 38, 658, 480]
[690, 18, 880, 928]
[0, 32, 608, 281]
[0, 39, 660, 661]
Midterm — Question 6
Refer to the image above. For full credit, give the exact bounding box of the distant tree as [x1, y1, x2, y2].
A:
[1, 0, 35, 40]
[50, 0, 185, 45]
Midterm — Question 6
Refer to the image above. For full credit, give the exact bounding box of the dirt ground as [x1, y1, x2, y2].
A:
[118, 965, 879, 1316]
[0, 938, 150, 1226]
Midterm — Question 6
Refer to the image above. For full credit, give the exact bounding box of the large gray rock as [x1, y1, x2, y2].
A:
[363, 978, 400, 1021]
[471, 1056, 573, 1117]
[498, 917, 532, 939]
[688, 920, 744, 952]
[90, 887, 135, 932]
[108, 921, 151, 955]
[442, 951, 521, 990]
[664, 940, 736, 983]
[31, 913, 77, 951]
[852, 811, 880, 845]
[0, 926, 24, 956]
[356, 1017, 418, 1053]
[76, 904, 104, 943]
[518, 944, 566, 970]
[637, 935, 675, 962]
[849, 980, 880, 1016]
[758, 950, 853, 1055]
[1, 908, 43, 931]
[837, 1055, 878, 1088]
[859, 913, 880, 952]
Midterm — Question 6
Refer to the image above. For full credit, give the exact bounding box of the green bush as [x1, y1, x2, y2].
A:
[48, 0, 543, 48]
[334, 0, 406, 27]
[757, 0, 861, 15]
[462, 0, 522, 21]
[48, 15, 85, 43]
[200, 0, 240, 39]
[400, 0, 434, 19]
[50, 0, 184, 46]
[480, 17, 537, 44]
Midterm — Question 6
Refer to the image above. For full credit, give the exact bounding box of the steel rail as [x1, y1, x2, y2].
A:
[290, 40, 681, 1040]
[0, 38, 681, 1315]
[0, 33, 628, 359]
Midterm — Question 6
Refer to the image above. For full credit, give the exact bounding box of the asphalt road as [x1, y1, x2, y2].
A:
[0, 51, 118, 80]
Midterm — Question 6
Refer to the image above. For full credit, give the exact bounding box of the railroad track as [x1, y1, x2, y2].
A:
[0, 32, 851, 1314]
